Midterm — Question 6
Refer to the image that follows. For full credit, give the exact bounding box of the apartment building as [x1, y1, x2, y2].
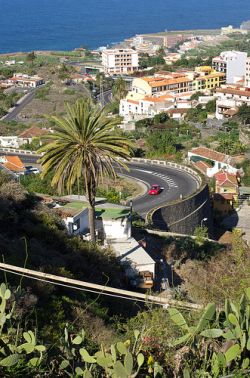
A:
[215, 85, 250, 119]
[119, 67, 226, 118]
[212, 51, 247, 84]
[131, 75, 193, 97]
[102, 48, 139, 75]
[193, 66, 226, 91]
[245, 57, 250, 87]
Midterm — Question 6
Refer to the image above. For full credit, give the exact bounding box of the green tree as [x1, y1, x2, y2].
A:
[186, 106, 207, 123]
[112, 77, 128, 100]
[153, 112, 169, 125]
[26, 51, 36, 64]
[190, 91, 204, 101]
[39, 99, 134, 242]
[146, 130, 176, 155]
[238, 104, 250, 124]
[205, 99, 216, 113]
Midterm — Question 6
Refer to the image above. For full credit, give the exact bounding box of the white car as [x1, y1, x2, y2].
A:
[25, 166, 40, 175]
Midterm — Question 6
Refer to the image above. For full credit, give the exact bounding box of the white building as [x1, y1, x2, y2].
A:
[119, 94, 174, 118]
[212, 51, 247, 84]
[0, 136, 20, 149]
[215, 85, 250, 120]
[102, 48, 139, 75]
[55, 200, 155, 281]
[56, 202, 131, 240]
[188, 147, 238, 177]
[245, 57, 250, 87]
[7, 73, 45, 88]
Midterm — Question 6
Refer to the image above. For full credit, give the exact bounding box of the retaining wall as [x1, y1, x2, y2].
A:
[151, 184, 213, 236]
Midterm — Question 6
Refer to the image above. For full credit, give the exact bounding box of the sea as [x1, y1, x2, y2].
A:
[0, 0, 250, 54]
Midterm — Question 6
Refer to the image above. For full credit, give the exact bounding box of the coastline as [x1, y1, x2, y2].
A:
[0, 27, 221, 56]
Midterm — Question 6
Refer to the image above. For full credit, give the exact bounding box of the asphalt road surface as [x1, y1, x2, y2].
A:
[0, 152, 198, 219]
[3, 90, 36, 121]
[96, 89, 112, 106]
[122, 162, 198, 218]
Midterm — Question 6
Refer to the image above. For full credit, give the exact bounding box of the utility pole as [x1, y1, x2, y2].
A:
[100, 77, 104, 107]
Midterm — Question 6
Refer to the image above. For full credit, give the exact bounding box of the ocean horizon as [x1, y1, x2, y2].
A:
[0, 0, 250, 54]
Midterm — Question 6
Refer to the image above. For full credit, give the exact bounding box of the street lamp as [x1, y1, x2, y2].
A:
[129, 200, 133, 218]
[201, 217, 208, 227]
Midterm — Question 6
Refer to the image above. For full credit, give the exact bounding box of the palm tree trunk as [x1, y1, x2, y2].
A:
[85, 172, 96, 243]
[88, 202, 96, 243]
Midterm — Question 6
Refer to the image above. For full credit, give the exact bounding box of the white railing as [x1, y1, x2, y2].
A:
[130, 157, 202, 188]
[0, 147, 42, 156]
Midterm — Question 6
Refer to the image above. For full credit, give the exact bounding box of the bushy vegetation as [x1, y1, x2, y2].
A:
[0, 91, 22, 117]
[1, 170, 250, 376]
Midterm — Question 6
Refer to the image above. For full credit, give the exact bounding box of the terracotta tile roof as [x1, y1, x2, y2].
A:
[143, 94, 174, 102]
[215, 171, 238, 187]
[127, 99, 139, 105]
[196, 72, 225, 80]
[19, 126, 48, 139]
[142, 76, 192, 88]
[190, 147, 229, 163]
[167, 108, 188, 114]
[0, 155, 25, 172]
[216, 87, 250, 97]
[193, 160, 212, 174]
[223, 108, 239, 116]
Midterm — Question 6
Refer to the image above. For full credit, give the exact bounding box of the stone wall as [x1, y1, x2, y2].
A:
[151, 184, 213, 236]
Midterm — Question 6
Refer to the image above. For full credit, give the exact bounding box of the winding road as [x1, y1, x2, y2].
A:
[0, 151, 198, 220]
[121, 162, 198, 218]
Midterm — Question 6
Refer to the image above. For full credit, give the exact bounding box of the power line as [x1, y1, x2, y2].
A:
[0, 262, 202, 310]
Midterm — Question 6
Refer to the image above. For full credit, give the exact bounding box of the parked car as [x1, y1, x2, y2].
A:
[24, 166, 40, 175]
[148, 184, 161, 195]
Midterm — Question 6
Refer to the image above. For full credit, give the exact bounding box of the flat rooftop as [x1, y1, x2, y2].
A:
[55, 200, 130, 219]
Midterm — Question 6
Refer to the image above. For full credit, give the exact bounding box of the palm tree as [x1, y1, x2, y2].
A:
[112, 77, 128, 100]
[39, 99, 134, 242]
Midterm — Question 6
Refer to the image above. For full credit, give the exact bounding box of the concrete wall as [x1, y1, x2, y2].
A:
[151, 184, 213, 236]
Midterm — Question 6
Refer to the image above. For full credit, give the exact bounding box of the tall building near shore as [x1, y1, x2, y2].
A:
[102, 48, 139, 75]
[245, 57, 250, 87]
[212, 51, 247, 84]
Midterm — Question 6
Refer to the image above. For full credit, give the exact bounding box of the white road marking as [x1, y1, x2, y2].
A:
[132, 169, 179, 189]
[134, 169, 153, 174]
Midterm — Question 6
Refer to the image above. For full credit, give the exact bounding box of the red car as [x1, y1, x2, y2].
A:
[148, 184, 161, 195]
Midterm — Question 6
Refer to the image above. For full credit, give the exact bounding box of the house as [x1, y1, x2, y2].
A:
[215, 171, 239, 193]
[110, 238, 156, 281]
[188, 147, 238, 177]
[70, 73, 86, 84]
[55, 201, 131, 240]
[119, 94, 174, 118]
[0, 155, 25, 175]
[192, 160, 213, 175]
[167, 108, 189, 120]
[18, 126, 49, 145]
[0, 136, 20, 149]
[54, 199, 155, 282]
[213, 171, 239, 214]
[7, 73, 45, 88]
[215, 85, 250, 120]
